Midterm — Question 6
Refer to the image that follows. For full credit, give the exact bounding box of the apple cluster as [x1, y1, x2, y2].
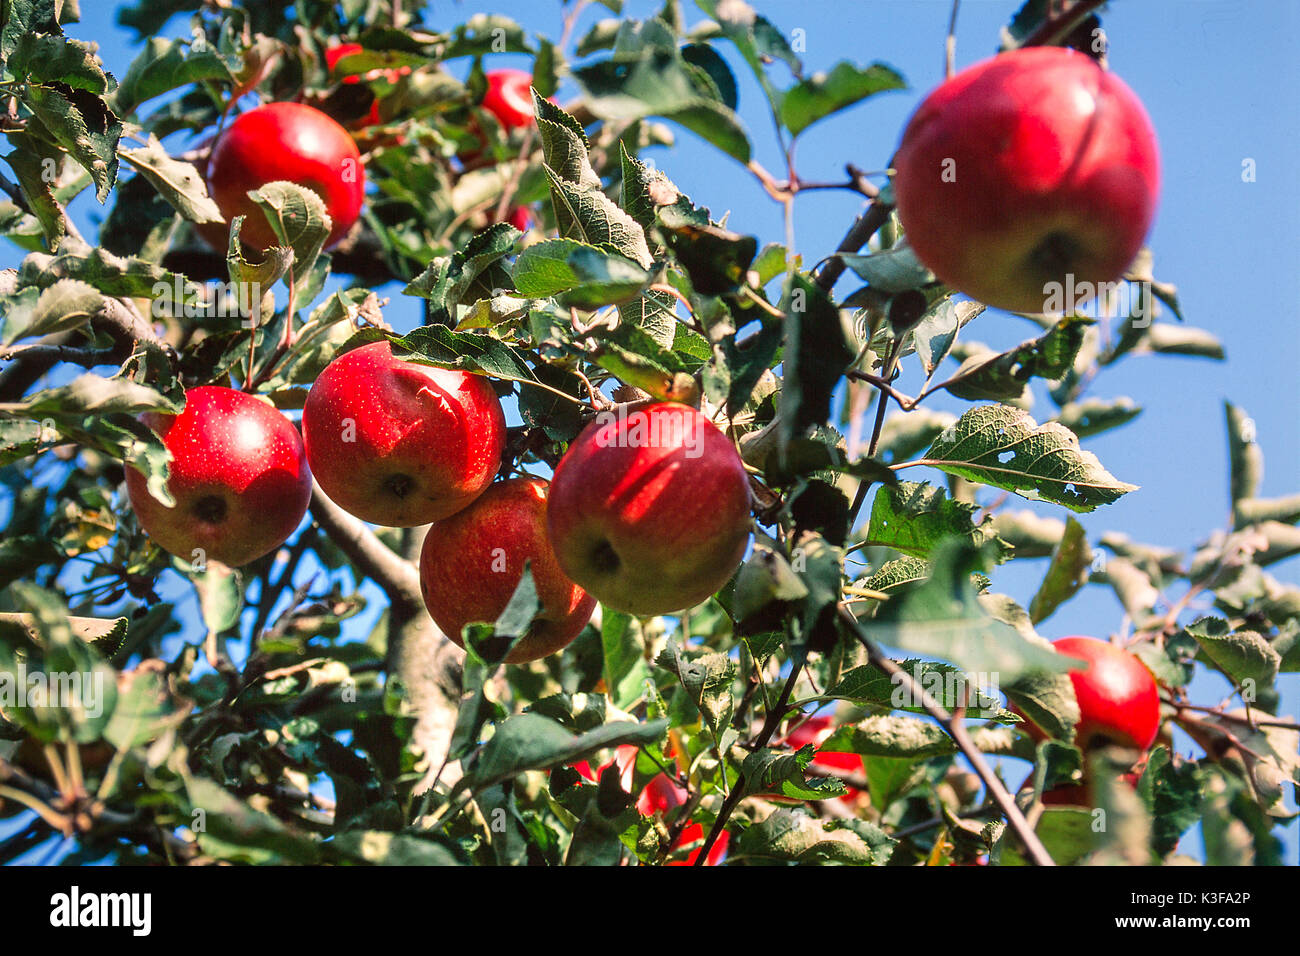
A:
[128, 335, 754, 664]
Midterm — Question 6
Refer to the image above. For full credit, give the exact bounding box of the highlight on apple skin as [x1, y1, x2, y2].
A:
[125, 386, 312, 568]
[419, 477, 596, 664]
[545, 402, 753, 618]
[302, 340, 506, 528]
[204, 101, 366, 251]
[892, 46, 1160, 315]
[482, 68, 538, 130]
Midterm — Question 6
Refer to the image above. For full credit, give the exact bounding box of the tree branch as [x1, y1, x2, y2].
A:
[813, 198, 893, 294]
[307, 480, 422, 608]
[838, 606, 1056, 866]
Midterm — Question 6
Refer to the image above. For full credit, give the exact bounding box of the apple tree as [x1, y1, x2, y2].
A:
[0, 0, 1296, 867]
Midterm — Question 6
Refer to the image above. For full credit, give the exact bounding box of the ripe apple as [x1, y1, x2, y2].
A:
[892, 46, 1160, 314]
[419, 476, 595, 662]
[125, 386, 312, 567]
[546, 402, 752, 617]
[482, 68, 537, 130]
[1018, 636, 1161, 750]
[302, 340, 505, 527]
[204, 102, 365, 251]
[325, 41, 412, 127]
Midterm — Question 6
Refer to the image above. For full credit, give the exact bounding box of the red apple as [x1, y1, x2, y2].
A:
[419, 476, 595, 662]
[665, 822, 729, 867]
[564, 746, 728, 865]
[325, 41, 412, 127]
[892, 46, 1160, 314]
[204, 102, 365, 251]
[302, 340, 505, 527]
[482, 68, 537, 130]
[125, 386, 312, 567]
[505, 206, 534, 233]
[1018, 636, 1161, 750]
[546, 402, 752, 617]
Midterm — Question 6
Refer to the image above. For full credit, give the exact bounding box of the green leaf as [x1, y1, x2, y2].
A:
[392, 325, 537, 385]
[1225, 402, 1262, 511]
[453, 714, 668, 796]
[821, 715, 957, 758]
[512, 238, 650, 307]
[741, 747, 849, 801]
[119, 134, 222, 223]
[943, 315, 1093, 402]
[731, 808, 894, 865]
[1185, 617, 1281, 688]
[185, 777, 320, 865]
[920, 404, 1138, 513]
[656, 638, 735, 743]
[0, 278, 103, 345]
[23, 82, 122, 202]
[113, 36, 235, 115]
[779, 61, 906, 137]
[330, 831, 462, 866]
[866, 480, 994, 560]
[1028, 517, 1090, 625]
[249, 181, 331, 275]
[601, 610, 651, 712]
[188, 561, 243, 632]
[1001, 807, 1093, 866]
[838, 243, 934, 294]
[7, 33, 110, 94]
[825, 659, 1007, 717]
[862, 539, 1072, 683]
[573, 48, 751, 164]
[779, 273, 854, 441]
[545, 169, 653, 268]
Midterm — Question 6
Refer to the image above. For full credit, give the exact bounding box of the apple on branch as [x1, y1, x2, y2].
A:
[203, 101, 366, 251]
[546, 402, 753, 617]
[892, 46, 1160, 315]
[302, 340, 506, 528]
[418, 477, 596, 663]
[125, 386, 313, 568]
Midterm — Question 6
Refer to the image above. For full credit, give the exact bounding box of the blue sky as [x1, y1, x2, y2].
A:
[2, 1, 1296, 864]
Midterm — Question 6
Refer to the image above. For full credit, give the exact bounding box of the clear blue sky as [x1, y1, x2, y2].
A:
[4, 1, 1296, 864]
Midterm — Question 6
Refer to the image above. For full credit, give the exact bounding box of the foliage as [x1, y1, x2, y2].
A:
[0, 0, 1295, 868]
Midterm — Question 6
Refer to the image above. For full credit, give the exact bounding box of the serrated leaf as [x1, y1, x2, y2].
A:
[943, 315, 1093, 402]
[866, 480, 992, 560]
[1028, 517, 1090, 624]
[779, 61, 906, 137]
[1185, 617, 1281, 688]
[119, 134, 222, 223]
[512, 238, 650, 307]
[919, 404, 1138, 512]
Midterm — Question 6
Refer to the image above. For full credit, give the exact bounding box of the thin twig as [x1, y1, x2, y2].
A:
[839, 606, 1056, 866]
